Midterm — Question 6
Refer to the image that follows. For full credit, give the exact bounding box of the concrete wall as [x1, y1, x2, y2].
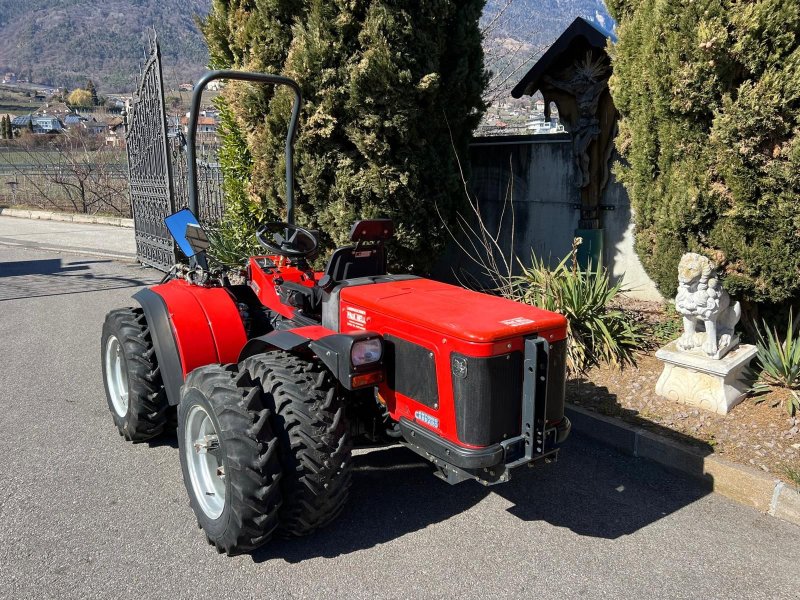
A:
[439, 134, 661, 301]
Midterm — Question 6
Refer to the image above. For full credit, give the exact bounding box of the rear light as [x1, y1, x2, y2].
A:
[351, 338, 382, 367]
[351, 371, 383, 388]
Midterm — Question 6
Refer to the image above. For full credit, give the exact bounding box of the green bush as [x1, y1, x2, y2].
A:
[607, 0, 800, 307]
[206, 217, 263, 268]
[751, 311, 800, 416]
[513, 240, 642, 376]
[201, 0, 487, 272]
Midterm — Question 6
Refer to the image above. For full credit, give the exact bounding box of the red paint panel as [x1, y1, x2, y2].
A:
[151, 280, 247, 377]
[340, 279, 567, 343]
[248, 256, 321, 319]
[182, 285, 247, 364]
[152, 281, 218, 377]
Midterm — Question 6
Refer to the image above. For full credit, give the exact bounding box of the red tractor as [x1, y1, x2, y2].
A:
[101, 71, 571, 555]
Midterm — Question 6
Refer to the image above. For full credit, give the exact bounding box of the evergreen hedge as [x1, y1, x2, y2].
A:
[202, 0, 487, 271]
[607, 0, 800, 308]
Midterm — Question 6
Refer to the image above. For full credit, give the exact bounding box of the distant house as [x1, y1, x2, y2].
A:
[2, 72, 17, 84]
[36, 102, 71, 117]
[85, 118, 108, 135]
[63, 113, 88, 128]
[11, 114, 64, 134]
[104, 117, 126, 147]
[179, 83, 194, 92]
[180, 114, 219, 136]
[206, 80, 223, 92]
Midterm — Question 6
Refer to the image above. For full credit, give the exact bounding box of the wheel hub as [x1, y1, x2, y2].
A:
[104, 335, 129, 418]
[185, 405, 226, 519]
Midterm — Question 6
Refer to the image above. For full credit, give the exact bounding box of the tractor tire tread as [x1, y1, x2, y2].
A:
[102, 307, 169, 442]
[179, 364, 283, 555]
[244, 351, 352, 537]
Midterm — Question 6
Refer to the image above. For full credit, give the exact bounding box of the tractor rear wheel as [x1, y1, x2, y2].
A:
[244, 352, 352, 537]
[178, 364, 283, 555]
[101, 307, 169, 442]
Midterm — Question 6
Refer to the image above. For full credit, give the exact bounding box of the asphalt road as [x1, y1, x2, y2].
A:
[1, 245, 799, 600]
[0, 216, 136, 260]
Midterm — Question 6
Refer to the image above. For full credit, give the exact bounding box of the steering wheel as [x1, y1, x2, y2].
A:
[256, 222, 318, 259]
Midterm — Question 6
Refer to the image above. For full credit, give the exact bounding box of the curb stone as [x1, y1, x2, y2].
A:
[0, 207, 134, 228]
[565, 404, 800, 527]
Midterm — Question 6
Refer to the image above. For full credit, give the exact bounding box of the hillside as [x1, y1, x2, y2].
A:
[482, 0, 612, 100]
[0, 0, 209, 92]
[0, 0, 610, 93]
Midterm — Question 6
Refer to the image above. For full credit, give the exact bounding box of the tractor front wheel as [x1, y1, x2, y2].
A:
[178, 364, 283, 555]
[244, 352, 352, 537]
[101, 307, 170, 442]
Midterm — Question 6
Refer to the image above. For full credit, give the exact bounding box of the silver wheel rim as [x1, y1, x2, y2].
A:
[104, 335, 129, 418]
[185, 404, 226, 519]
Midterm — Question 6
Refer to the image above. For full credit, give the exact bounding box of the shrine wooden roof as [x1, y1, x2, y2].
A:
[511, 17, 615, 99]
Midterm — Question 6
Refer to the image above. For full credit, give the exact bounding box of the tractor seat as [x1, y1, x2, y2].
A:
[323, 219, 394, 284]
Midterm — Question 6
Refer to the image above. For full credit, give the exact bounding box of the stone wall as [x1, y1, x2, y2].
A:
[437, 134, 661, 301]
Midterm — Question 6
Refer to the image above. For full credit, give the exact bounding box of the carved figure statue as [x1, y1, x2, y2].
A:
[675, 253, 741, 358]
[543, 53, 610, 189]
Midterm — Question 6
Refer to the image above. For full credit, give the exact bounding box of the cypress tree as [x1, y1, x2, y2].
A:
[203, 0, 487, 271]
[607, 0, 800, 309]
[86, 79, 99, 106]
[200, 0, 304, 234]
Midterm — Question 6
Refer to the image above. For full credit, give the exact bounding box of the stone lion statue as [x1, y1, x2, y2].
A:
[675, 253, 741, 358]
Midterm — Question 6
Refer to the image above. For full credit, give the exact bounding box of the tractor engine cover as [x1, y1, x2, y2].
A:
[338, 278, 568, 449]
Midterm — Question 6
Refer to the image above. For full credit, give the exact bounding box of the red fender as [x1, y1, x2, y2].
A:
[148, 279, 247, 378]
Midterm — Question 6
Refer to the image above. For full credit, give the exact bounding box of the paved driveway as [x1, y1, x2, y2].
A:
[1, 245, 798, 600]
[0, 216, 135, 259]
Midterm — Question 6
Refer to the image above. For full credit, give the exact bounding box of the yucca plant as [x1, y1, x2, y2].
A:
[206, 217, 262, 269]
[513, 239, 642, 376]
[751, 311, 800, 416]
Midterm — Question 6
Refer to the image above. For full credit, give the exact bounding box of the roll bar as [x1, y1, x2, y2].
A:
[186, 70, 302, 224]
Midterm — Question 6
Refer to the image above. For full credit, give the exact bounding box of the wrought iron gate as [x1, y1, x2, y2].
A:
[125, 37, 176, 270]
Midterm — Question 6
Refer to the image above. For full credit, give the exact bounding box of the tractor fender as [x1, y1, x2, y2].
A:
[135, 280, 248, 405]
[240, 326, 383, 390]
[238, 325, 335, 362]
[132, 288, 185, 407]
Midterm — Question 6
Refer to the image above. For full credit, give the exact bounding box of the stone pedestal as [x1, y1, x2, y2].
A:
[655, 341, 757, 415]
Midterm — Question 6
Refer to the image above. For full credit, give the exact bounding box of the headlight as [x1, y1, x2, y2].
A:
[351, 338, 382, 367]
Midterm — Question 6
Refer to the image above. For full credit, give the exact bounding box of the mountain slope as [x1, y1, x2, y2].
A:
[0, 1, 610, 93]
[0, 0, 209, 91]
[482, 0, 613, 100]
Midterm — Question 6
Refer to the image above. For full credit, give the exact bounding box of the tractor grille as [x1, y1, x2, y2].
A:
[451, 351, 523, 446]
[385, 335, 439, 409]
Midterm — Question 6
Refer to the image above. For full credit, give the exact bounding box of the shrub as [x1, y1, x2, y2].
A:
[607, 0, 800, 308]
[206, 217, 263, 268]
[751, 311, 800, 416]
[514, 239, 643, 376]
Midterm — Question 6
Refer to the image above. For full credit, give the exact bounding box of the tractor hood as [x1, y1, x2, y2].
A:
[338, 278, 567, 344]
